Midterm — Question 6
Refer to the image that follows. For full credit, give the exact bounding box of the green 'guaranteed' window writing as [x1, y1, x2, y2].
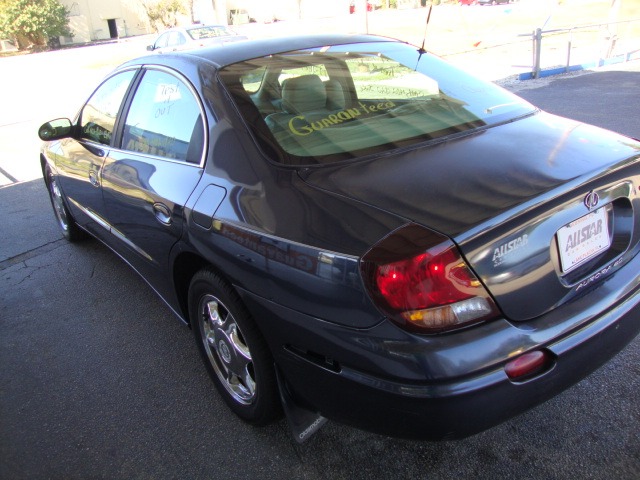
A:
[288, 101, 397, 136]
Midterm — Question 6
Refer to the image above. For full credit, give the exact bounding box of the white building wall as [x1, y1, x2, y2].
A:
[227, 0, 346, 22]
[57, 0, 351, 45]
[60, 0, 152, 44]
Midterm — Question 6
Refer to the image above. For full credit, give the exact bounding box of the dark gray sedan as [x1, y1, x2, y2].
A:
[38, 34, 640, 441]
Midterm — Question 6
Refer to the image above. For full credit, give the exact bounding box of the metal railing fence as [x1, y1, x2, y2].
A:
[522, 18, 640, 79]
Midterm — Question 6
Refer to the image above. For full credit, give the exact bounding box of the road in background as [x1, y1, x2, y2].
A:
[1, 46, 640, 480]
[506, 62, 640, 140]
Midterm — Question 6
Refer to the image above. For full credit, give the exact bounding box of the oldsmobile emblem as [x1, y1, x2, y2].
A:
[584, 191, 600, 210]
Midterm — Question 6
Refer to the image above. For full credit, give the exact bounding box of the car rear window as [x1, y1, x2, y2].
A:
[219, 41, 534, 165]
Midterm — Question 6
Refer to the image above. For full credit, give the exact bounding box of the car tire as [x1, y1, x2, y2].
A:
[188, 268, 281, 425]
[44, 166, 86, 242]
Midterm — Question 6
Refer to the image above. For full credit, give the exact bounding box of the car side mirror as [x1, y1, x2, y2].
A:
[146, 44, 155, 51]
[38, 118, 74, 141]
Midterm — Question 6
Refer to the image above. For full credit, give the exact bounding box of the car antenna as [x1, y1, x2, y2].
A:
[415, 4, 432, 70]
[417, 4, 433, 56]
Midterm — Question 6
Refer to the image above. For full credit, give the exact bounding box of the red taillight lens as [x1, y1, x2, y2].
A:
[376, 245, 476, 310]
[362, 224, 500, 333]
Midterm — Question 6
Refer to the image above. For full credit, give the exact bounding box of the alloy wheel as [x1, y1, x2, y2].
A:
[198, 294, 256, 405]
[48, 174, 70, 232]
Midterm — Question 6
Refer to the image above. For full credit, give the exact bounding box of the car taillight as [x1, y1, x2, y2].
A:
[361, 224, 500, 333]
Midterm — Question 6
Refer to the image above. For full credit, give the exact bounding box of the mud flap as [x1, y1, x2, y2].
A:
[275, 366, 327, 443]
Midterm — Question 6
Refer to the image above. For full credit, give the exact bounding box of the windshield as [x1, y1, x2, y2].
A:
[219, 41, 534, 165]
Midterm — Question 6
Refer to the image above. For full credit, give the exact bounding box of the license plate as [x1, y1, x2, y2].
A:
[556, 206, 611, 273]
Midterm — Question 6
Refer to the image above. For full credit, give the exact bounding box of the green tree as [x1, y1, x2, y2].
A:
[0, 0, 71, 50]
[142, 0, 187, 32]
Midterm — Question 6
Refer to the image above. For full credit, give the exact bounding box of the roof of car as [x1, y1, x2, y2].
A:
[186, 24, 229, 29]
[178, 33, 401, 68]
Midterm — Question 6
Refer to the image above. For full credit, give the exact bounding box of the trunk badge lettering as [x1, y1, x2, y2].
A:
[575, 257, 625, 292]
[492, 234, 529, 267]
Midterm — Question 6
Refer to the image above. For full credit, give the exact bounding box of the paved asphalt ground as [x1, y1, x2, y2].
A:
[1, 55, 640, 480]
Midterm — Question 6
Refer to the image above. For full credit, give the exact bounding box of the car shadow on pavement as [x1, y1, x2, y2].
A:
[0, 178, 64, 265]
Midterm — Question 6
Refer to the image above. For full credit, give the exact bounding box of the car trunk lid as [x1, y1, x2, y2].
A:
[299, 112, 640, 321]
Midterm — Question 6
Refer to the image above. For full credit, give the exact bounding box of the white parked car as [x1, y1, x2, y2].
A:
[146, 25, 247, 54]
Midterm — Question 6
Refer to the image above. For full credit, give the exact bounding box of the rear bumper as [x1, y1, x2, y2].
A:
[238, 261, 640, 440]
[296, 298, 639, 440]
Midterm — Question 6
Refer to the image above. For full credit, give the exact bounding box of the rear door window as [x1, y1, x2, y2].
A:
[121, 69, 205, 164]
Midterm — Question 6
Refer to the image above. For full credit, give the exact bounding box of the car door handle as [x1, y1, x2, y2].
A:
[153, 202, 172, 225]
[89, 171, 100, 187]
[82, 143, 105, 157]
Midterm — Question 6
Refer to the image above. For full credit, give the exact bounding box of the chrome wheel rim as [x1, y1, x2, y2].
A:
[199, 295, 256, 405]
[49, 175, 69, 232]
